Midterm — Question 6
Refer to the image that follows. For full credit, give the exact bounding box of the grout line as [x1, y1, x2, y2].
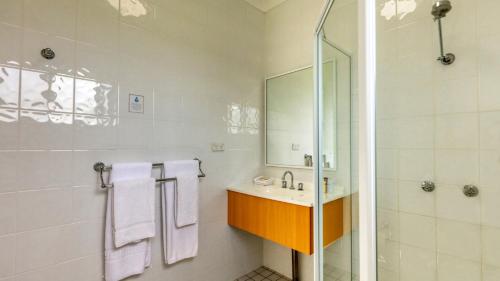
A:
[475, 7, 484, 278]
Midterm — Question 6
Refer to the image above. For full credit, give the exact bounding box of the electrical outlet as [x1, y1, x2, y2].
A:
[211, 143, 225, 152]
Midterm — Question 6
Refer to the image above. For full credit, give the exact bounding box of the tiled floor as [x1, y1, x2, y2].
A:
[235, 266, 291, 281]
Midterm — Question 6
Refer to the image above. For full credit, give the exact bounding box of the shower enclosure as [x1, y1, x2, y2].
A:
[317, 0, 500, 280]
[375, 0, 500, 280]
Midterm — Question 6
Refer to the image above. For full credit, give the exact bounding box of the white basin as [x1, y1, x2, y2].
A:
[227, 183, 345, 207]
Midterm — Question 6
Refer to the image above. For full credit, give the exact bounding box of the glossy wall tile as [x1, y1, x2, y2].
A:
[0, 0, 266, 280]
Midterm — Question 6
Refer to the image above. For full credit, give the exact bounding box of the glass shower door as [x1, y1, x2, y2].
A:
[315, 0, 359, 280]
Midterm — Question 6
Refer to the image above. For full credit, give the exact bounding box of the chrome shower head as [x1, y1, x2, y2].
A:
[431, 0, 452, 20]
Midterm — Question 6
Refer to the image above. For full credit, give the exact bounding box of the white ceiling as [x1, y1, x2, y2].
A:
[244, 0, 288, 12]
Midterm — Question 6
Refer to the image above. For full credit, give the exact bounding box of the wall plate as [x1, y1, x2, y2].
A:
[211, 143, 225, 152]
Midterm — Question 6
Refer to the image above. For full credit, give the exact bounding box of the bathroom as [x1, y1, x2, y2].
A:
[0, 0, 498, 281]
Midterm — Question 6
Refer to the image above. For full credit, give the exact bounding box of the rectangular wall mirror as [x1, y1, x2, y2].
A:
[266, 67, 314, 169]
[265, 61, 342, 170]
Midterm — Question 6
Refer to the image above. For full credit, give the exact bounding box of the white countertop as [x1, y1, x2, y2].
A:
[227, 183, 346, 207]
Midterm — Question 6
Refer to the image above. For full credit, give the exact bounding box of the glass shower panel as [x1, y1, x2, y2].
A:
[317, 0, 359, 280]
[375, 1, 499, 281]
[321, 39, 357, 281]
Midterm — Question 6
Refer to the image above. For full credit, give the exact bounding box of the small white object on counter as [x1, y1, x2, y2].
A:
[227, 182, 346, 207]
[253, 176, 274, 186]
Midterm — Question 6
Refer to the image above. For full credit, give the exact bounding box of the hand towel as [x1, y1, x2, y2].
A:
[162, 161, 199, 264]
[112, 177, 155, 247]
[173, 161, 199, 227]
[105, 162, 153, 281]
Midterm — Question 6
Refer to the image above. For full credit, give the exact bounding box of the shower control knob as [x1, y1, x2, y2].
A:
[463, 185, 479, 197]
[421, 181, 435, 192]
[41, 48, 55, 60]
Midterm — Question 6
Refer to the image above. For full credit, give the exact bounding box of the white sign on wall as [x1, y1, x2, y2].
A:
[129, 94, 144, 113]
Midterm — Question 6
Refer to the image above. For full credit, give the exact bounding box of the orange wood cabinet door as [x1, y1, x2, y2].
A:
[227, 191, 313, 255]
[323, 197, 344, 247]
[227, 190, 345, 254]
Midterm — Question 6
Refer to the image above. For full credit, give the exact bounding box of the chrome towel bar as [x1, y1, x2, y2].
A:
[93, 158, 206, 189]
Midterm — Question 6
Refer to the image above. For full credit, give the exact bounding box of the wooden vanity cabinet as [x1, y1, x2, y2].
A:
[227, 190, 344, 255]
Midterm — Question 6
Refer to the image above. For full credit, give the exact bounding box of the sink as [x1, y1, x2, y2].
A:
[227, 182, 345, 207]
[228, 183, 314, 206]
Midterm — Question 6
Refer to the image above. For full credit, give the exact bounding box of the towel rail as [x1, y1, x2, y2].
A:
[93, 158, 206, 189]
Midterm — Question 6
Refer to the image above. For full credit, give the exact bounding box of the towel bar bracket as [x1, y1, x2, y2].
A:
[93, 159, 206, 189]
[93, 162, 106, 172]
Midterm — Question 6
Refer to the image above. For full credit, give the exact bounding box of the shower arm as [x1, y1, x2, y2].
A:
[437, 18, 446, 59]
[433, 4, 455, 65]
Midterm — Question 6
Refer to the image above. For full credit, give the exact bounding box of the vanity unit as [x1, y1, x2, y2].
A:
[227, 184, 345, 255]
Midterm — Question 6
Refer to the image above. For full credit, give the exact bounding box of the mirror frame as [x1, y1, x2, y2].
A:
[265, 65, 314, 170]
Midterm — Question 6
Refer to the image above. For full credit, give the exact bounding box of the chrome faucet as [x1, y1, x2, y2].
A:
[281, 171, 294, 189]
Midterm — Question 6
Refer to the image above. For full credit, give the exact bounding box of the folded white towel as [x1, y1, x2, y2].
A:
[105, 195, 152, 281]
[112, 178, 155, 247]
[162, 161, 199, 264]
[104, 162, 153, 281]
[173, 161, 199, 227]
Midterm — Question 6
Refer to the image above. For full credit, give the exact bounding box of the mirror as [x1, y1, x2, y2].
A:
[322, 41, 352, 173]
[322, 60, 337, 170]
[266, 67, 314, 168]
[266, 49, 350, 169]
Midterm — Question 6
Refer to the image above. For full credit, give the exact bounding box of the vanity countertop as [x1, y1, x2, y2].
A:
[227, 183, 345, 207]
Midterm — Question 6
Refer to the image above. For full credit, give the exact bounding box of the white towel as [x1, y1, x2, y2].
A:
[162, 161, 199, 264]
[173, 161, 199, 227]
[105, 162, 153, 281]
[112, 178, 155, 247]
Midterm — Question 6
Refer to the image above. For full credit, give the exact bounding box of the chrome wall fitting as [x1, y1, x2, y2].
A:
[463, 185, 479, 197]
[438, 53, 455, 65]
[421, 181, 436, 192]
[41, 48, 55, 60]
[431, 1, 455, 65]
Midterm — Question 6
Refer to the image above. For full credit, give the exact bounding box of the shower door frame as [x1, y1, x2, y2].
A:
[313, 0, 377, 281]
[356, 0, 377, 280]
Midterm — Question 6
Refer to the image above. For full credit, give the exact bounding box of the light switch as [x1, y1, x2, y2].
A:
[211, 143, 225, 152]
[292, 143, 300, 151]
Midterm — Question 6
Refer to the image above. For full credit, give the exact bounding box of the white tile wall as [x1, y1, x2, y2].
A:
[481, 226, 500, 267]
[398, 180, 435, 216]
[483, 264, 500, 281]
[377, 239, 400, 273]
[399, 212, 436, 250]
[437, 219, 481, 262]
[399, 245, 436, 281]
[435, 184, 481, 224]
[437, 254, 481, 281]
[0, 0, 265, 280]
[377, 179, 398, 211]
[376, 0, 500, 280]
